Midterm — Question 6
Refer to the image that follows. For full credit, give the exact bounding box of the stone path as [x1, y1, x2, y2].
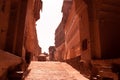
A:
[24, 61, 89, 80]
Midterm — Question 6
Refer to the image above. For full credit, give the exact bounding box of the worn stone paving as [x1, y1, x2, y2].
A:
[24, 61, 89, 80]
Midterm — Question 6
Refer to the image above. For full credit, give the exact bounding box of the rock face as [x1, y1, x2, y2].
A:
[0, 0, 42, 64]
[64, 0, 91, 76]
[55, 0, 72, 61]
[84, 0, 120, 59]
[55, 0, 90, 69]
[55, 0, 120, 78]
[25, 0, 42, 61]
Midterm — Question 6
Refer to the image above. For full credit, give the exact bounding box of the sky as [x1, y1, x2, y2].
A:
[36, 0, 63, 53]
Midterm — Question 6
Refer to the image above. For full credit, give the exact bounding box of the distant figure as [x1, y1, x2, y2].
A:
[25, 52, 32, 64]
[49, 46, 56, 61]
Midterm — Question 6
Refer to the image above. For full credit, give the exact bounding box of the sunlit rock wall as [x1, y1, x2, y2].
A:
[54, 0, 72, 61]
[56, 0, 120, 78]
[25, 0, 42, 61]
[64, 0, 91, 61]
[0, 0, 42, 62]
[54, 0, 91, 76]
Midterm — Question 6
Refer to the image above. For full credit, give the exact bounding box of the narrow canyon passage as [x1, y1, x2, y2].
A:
[0, 0, 120, 80]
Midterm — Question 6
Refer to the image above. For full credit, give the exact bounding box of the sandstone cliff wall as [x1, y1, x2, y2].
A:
[0, 0, 42, 62]
[84, 0, 120, 59]
[24, 0, 42, 61]
[55, 0, 72, 61]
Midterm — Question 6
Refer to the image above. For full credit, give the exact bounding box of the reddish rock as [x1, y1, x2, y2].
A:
[0, 0, 42, 68]
[86, 0, 120, 59]
[56, 0, 120, 78]
[55, 0, 72, 61]
[24, 0, 42, 61]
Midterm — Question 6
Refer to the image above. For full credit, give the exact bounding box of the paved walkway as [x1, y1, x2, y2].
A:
[24, 61, 89, 80]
